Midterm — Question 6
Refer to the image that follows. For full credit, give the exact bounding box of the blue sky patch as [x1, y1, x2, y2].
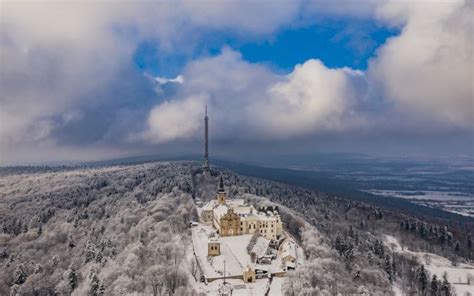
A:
[133, 18, 399, 77]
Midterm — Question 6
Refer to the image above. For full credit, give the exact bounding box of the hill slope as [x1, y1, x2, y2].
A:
[0, 161, 470, 295]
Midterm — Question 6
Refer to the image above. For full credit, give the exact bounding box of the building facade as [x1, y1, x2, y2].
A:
[200, 177, 283, 240]
[208, 239, 221, 256]
[220, 209, 241, 236]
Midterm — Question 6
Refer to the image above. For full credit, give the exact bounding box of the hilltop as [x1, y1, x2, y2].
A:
[0, 161, 472, 295]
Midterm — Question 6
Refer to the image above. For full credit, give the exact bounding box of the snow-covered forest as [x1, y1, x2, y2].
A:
[0, 161, 471, 295]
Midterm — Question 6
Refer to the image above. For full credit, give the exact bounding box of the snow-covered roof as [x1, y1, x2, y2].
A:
[202, 200, 216, 211]
[251, 236, 270, 258]
[226, 199, 246, 207]
[241, 213, 259, 221]
[255, 264, 270, 271]
[243, 265, 254, 272]
[213, 204, 229, 219]
[280, 239, 297, 259]
[254, 214, 277, 221]
[209, 237, 219, 243]
[233, 206, 254, 216]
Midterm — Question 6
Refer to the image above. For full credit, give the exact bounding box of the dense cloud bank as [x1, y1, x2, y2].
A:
[1, 0, 472, 164]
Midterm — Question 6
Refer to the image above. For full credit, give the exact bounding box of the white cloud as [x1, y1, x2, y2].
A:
[154, 75, 184, 85]
[144, 94, 207, 143]
[0, 0, 472, 163]
[370, 0, 474, 128]
[179, 0, 301, 34]
[143, 50, 366, 142]
[303, 0, 380, 19]
[0, 1, 304, 162]
[0, 2, 132, 148]
[143, 0, 474, 144]
[253, 60, 366, 138]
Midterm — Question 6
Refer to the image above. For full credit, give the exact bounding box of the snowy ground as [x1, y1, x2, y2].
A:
[384, 235, 474, 295]
[364, 190, 474, 217]
[391, 283, 403, 296]
[191, 223, 292, 277]
[191, 219, 306, 295]
[365, 190, 473, 201]
[192, 278, 270, 296]
[269, 277, 285, 296]
[190, 223, 281, 295]
[192, 223, 250, 278]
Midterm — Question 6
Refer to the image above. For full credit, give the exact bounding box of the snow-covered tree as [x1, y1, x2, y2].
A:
[67, 267, 78, 291]
[384, 255, 393, 282]
[13, 264, 27, 285]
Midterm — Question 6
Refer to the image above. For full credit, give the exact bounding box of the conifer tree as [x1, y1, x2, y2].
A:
[90, 273, 100, 296]
[68, 235, 75, 249]
[384, 255, 393, 282]
[68, 267, 78, 291]
[417, 265, 428, 294]
[14, 264, 27, 285]
[454, 240, 460, 253]
[84, 240, 96, 263]
[440, 273, 451, 296]
[468, 235, 473, 259]
[430, 274, 438, 296]
[98, 281, 105, 296]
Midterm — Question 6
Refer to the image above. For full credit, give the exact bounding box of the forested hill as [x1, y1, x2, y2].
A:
[0, 161, 470, 295]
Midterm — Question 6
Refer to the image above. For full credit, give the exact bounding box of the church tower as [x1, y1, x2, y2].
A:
[217, 176, 227, 205]
[203, 105, 210, 173]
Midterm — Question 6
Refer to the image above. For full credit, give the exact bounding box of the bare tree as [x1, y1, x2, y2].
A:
[145, 265, 165, 296]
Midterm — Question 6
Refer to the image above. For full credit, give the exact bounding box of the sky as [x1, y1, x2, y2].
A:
[0, 0, 473, 165]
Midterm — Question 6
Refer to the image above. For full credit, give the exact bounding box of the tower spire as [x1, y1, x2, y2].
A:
[219, 176, 225, 192]
[203, 105, 210, 172]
